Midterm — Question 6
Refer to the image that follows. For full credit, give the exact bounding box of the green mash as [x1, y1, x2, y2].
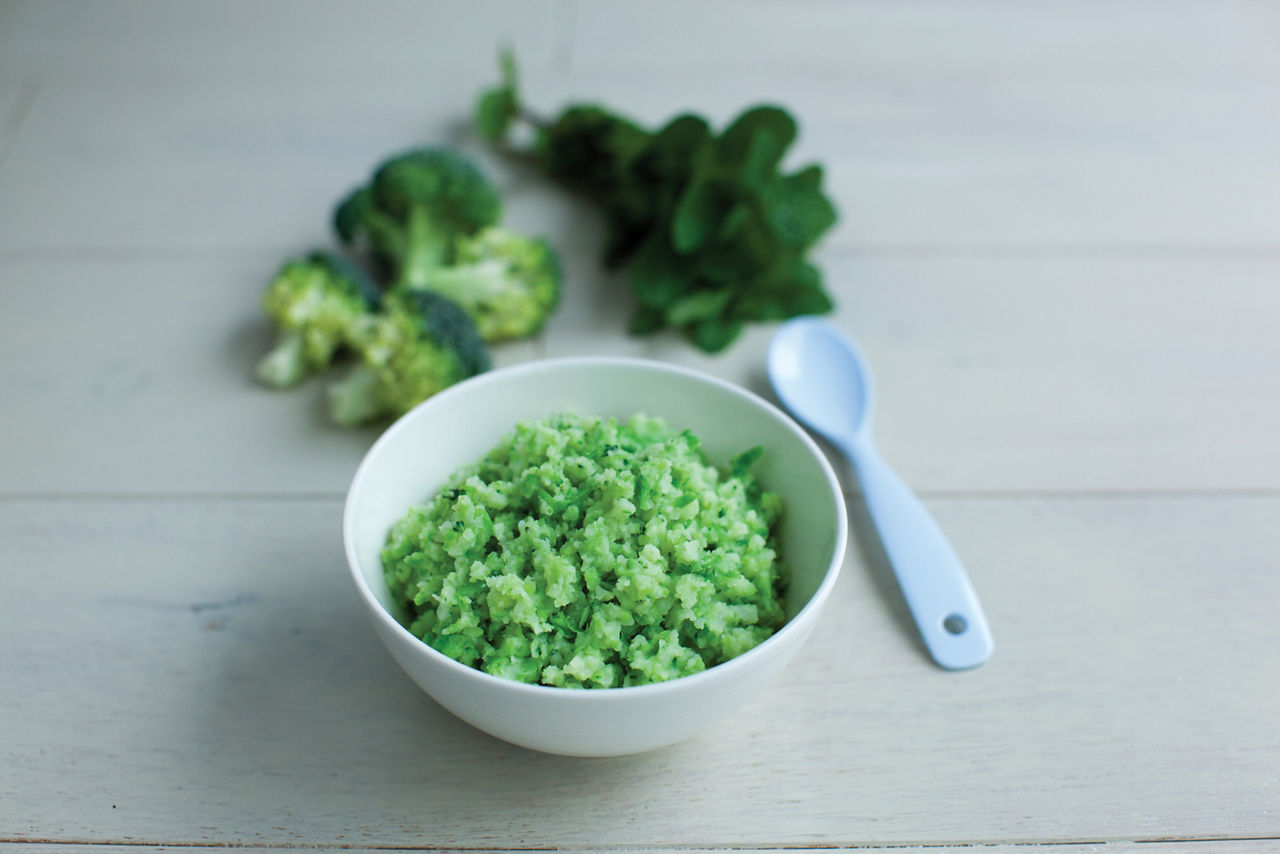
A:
[382, 413, 787, 688]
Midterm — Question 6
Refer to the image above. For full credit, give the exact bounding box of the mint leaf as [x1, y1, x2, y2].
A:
[672, 180, 731, 255]
[474, 48, 521, 143]
[764, 164, 838, 248]
[629, 237, 691, 308]
[717, 106, 797, 180]
[639, 114, 713, 186]
[475, 88, 517, 143]
[665, 289, 733, 326]
[689, 317, 744, 352]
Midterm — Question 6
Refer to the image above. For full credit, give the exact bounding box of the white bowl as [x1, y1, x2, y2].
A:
[343, 357, 847, 756]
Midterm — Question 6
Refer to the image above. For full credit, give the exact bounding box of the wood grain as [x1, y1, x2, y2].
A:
[2, 32, 1279, 251]
[5, 845, 1280, 854]
[2, 498, 1276, 847]
[2, 255, 1275, 496]
[0, 255, 539, 497]
[545, 254, 1280, 493]
[1, 1, 1277, 850]
[569, 0, 1280, 79]
[3, 74, 1277, 253]
[0, 0, 568, 78]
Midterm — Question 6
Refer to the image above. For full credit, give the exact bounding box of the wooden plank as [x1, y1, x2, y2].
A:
[0, 255, 539, 496]
[512, 70, 1280, 251]
[1, 65, 1278, 251]
[547, 253, 1280, 493]
[2, 254, 1277, 496]
[570, 0, 1280, 80]
[0, 73, 569, 255]
[563, 0, 1280, 253]
[0, 0, 565, 79]
[5, 845, 1280, 854]
[2, 497, 1276, 846]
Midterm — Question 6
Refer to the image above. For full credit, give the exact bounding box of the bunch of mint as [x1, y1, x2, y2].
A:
[477, 52, 838, 353]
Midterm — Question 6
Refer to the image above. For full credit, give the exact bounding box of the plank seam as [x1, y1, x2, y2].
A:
[2, 834, 1279, 849]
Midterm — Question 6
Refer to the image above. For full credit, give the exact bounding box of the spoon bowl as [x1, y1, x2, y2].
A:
[769, 317, 875, 446]
[768, 317, 993, 670]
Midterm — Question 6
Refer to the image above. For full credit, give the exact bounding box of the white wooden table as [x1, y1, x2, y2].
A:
[2, 2, 1278, 851]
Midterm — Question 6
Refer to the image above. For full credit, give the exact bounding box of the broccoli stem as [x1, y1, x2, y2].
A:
[397, 205, 452, 289]
[255, 329, 309, 388]
[418, 260, 513, 304]
[328, 364, 384, 427]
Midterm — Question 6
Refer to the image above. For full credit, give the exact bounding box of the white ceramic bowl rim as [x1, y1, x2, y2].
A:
[343, 356, 848, 701]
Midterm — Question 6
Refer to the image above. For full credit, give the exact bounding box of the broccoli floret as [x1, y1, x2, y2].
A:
[333, 187, 398, 274]
[335, 149, 559, 343]
[256, 252, 381, 388]
[328, 291, 490, 426]
[258, 148, 515, 423]
[409, 227, 561, 342]
[333, 148, 502, 288]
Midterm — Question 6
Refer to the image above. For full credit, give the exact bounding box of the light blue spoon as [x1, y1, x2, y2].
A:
[768, 317, 993, 670]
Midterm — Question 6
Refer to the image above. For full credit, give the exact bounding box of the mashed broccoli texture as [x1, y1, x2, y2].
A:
[382, 412, 787, 688]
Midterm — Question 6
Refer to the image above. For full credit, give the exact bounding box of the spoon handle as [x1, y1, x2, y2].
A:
[848, 442, 993, 670]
